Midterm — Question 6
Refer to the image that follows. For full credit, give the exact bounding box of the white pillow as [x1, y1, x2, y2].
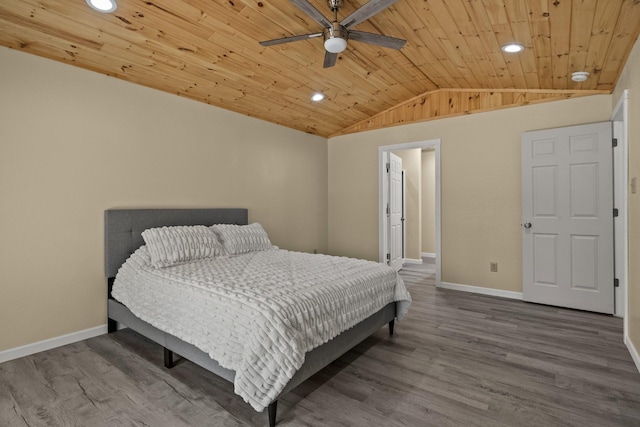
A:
[210, 223, 272, 255]
[141, 225, 224, 268]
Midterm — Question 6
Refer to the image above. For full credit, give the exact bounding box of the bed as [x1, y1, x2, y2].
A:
[105, 208, 409, 426]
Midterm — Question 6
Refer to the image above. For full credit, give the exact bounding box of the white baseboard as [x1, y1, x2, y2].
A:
[0, 325, 107, 364]
[438, 281, 523, 300]
[403, 258, 423, 265]
[625, 335, 640, 374]
[421, 252, 436, 259]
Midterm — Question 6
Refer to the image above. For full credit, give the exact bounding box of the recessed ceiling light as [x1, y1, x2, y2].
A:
[86, 0, 117, 13]
[501, 43, 524, 53]
[311, 93, 325, 102]
[571, 71, 590, 82]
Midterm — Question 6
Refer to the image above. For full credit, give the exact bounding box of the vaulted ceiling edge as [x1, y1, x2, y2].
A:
[331, 89, 611, 137]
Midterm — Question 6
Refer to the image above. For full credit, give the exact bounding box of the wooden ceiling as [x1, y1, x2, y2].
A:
[1, 0, 639, 137]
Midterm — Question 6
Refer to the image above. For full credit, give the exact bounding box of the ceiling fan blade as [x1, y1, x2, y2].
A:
[348, 30, 406, 49]
[259, 32, 323, 47]
[290, 0, 332, 28]
[340, 0, 398, 28]
[323, 51, 338, 68]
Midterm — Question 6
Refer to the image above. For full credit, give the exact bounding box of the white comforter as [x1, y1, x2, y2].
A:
[112, 246, 411, 411]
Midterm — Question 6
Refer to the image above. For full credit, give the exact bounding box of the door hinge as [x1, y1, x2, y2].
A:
[614, 278, 620, 288]
[386, 253, 391, 261]
[386, 162, 390, 173]
[614, 208, 619, 217]
[613, 138, 618, 147]
[386, 203, 390, 215]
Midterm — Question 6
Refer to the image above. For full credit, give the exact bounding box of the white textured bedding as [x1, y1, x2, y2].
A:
[112, 246, 411, 412]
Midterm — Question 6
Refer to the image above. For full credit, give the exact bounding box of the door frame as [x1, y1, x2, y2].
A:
[612, 89, 629, 324]
[378, 139, 441, 286]
[402, 169, 406, 259]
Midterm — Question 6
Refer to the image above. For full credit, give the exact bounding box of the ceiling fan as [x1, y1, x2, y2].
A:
[259, 0, 406, 68]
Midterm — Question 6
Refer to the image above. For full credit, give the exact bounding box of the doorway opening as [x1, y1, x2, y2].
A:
[378, 139, 441, 286]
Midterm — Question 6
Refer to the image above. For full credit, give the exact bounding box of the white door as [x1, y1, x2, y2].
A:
[389, 153, 403, 271]
[522, 122, 614, 314]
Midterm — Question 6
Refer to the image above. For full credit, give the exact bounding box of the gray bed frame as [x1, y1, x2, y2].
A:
[105, 208, 396, 426]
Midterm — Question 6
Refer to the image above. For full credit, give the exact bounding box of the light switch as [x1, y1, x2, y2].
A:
[632, 177, 637, 194]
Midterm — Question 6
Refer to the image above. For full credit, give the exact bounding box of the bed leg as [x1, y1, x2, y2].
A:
[164, 348, 175, 369]
[268, 400, 277, 427]
[389, 319, 395, 335]
[108, 318, 117, 333]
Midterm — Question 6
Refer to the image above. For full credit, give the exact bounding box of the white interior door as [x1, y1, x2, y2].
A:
[389, 153, 403, 271]
[522, 122, 614, 314]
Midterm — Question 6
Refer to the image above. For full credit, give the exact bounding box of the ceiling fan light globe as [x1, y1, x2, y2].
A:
[325, 37, 347, 53]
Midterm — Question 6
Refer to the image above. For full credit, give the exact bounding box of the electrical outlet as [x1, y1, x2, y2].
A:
[490, 262, 498, 272]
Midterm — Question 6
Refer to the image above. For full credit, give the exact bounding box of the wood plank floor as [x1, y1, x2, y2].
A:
[2, 261, 640, 426]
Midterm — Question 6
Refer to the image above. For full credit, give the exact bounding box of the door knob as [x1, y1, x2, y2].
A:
[523, 222, 532, 229]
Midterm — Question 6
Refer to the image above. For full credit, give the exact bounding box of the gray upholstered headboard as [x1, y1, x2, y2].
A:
[104, 208, 248, 278]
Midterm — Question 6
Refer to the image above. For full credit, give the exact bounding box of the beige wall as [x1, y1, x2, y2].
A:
[613, 37, 640, 354]
[0, 47, 328, 352]
[421, 149, 436, 254]
[2, 38, 634, 358]
[328, 95, 612, 292]
[391, 149, 421, 260]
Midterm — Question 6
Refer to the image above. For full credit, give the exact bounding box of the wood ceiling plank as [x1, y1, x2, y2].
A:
[357, 6, 439, 91]
[29, 0, 173, 54]
[0, 2, 104, 50]
[409, 5, 476, 88]
[525, 0, 552, 88]
[385, 4, 459, 88]
[339, 46, 421, 98]
[91, 12, 276, 90]
[599, 0, 640, 89]
[367, 10, 443, 90]
[439, 0, 502, 88]
[123, 2, 290, 72]
[129, 0, 215, 26]
[61, 0, 385, 133]
[0, 20, 200, 92]
[119, 2, 216, 43]
[424, 0, 483, 88]
[584, 0, 623, 89]
[227, 0, 320, 40]
[333, 88, 608, 136]
[464, 0, 516, 88]
[456, 24, 505, 89]
[189, 0, 309, 49]
[103, 1, 367, 125]
[547, 0, 571, 89]
[482, 0, 528, 88]
[503, 0, 538, 88]
[569, 0, 596, 80]
[202, 0, 424, 120]
[16, 0, 220, 74]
